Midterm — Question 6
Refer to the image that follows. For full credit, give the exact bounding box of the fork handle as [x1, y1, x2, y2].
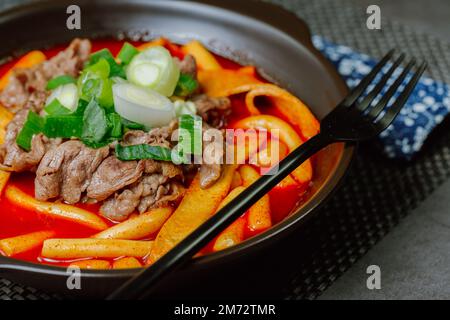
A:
[108, 133, 333, 300]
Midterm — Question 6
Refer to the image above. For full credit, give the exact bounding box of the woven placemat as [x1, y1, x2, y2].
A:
[1, 0, 450, 300]
[266, 0, 450, 299]
[0, 278, 61, 300]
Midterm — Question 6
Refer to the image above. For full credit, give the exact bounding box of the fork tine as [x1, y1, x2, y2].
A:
[368, 58, 417, 119]
[358, 53, 405, 112]
[378, 62, 427, 128]
[341, 49, 395, 107]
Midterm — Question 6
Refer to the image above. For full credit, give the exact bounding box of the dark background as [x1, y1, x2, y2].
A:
[0, 0, 449, 300]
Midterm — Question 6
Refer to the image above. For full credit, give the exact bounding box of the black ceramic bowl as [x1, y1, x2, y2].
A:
[0, 0, 353, 298]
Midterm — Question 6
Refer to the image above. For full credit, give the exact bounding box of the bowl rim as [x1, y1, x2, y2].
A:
[0, 0, 354, 278]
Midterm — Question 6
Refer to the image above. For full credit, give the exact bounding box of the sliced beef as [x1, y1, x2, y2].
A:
[35, 140, 84, 201]
[35, 140, 106, 202]
[100, 188, 142, 222]
[87, 156, 145, 201]
[123, 121, 177, 148]
[193, 94, 231, 128]
[199, 164, 221, 189]
[0, 110, 46, 172]
[199, 127, 223, 188]
[27, 91, 48, 113]
[1, 73, 29, 111]
[38, 38, 91, 80]
[143, 159, 183, 177]
[60, 145, 110, 204]
[0, 134, 47, 173]
[0, 38, 91, 112]
[146, 122, 177, 148]
[122, 130, 150, 146]
[99, 159, 184, 221]
[2, 109, 28, 144]
[2, 71, 50, 113]
[140, 160, 184, 212]
[176, 54, 197, 79]
[137, 180, 184, 213]
[100, 179, 184, 222]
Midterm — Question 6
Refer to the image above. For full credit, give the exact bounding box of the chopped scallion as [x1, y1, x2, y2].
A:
[44, 99, 72, 115]
[174, 74, 198, 97]
[115, 144, 172, 161]
[97, 77, 114, 110]
[46, 83, 79, 112]
[88, 48, 126, 78]
[84, 58, 111, 79]
[117, 42, 139, 65]
[120, 117, 146, 131]
[73, 99, 89, 116]
[179, 114, 203, 156]
[78, 59, 114, 109]
[107, 113, 123, 139]
[126, 46, 180, 97]
[16, 111, 45, 151]
[46, 75, 76, 90]
[43, 115, 83, 138]
[81, 99, 109, 146]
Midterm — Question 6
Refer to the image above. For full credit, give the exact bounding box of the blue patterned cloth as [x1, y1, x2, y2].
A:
[313, 36, 450, 159]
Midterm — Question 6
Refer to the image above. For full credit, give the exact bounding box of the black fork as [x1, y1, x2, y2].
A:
[321, 50, 426, 142]
[108, 51, 427, 300]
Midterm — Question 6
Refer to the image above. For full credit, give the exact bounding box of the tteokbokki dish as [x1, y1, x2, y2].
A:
[0, 38, 319, 270]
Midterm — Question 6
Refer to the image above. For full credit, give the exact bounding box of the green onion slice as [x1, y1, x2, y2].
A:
[44, 99, 72, 116]
[107, 113, 123, 139]
[78, 59, 114, 109]
[45, 83, 79, 113]
[96, 77, 114, 110]
[115, 144, 172, 161]
[46, 75, 76, 90]
[126, 46, 180, 97]
[120, 117, 146, 131]
[174, 74, 198, 97]
[81, 99, 109, 145]
[43, 115, 83, 139]
[179, 114, 203, 156]
[174, 100, 197, 117]
[88, 48, 126, 78]
[112, 83, 175, 128]
[117, 42, 139, 65]
[16, 111, 45, 151]
[84, 58, 111, 79]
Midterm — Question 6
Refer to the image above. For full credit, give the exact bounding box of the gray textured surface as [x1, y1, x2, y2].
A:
[0, 0, 449, 300]
[355, 0, 450, 42]
[267, 0, 450, 300]
[320, 178, 450, 300]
